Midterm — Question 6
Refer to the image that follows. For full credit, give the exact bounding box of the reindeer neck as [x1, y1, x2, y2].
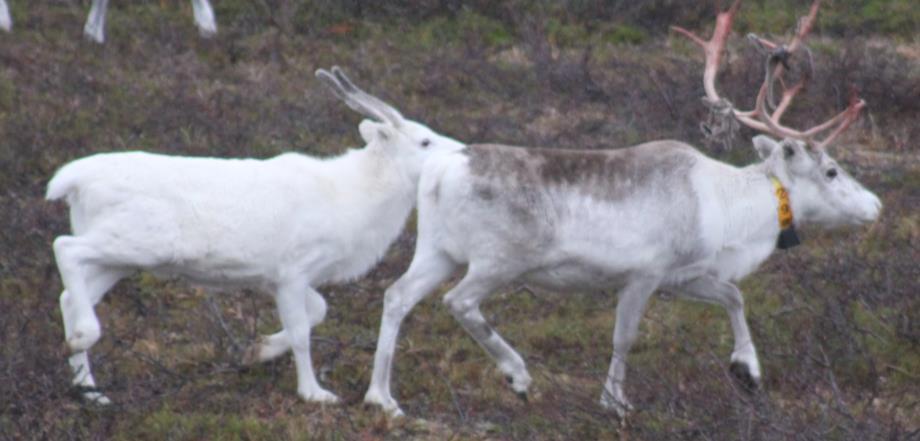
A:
[718, 163, 787, 250]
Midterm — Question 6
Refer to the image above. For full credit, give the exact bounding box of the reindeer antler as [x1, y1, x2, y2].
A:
[672, 0, 865, 149]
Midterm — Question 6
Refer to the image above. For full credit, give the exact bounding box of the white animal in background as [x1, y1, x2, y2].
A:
[0, 0, 216, 41]
[46, 67, 465, 405]
[363, 0, 881, 417]
[0, 0, 11, 32]
[84, 0, 217, 43]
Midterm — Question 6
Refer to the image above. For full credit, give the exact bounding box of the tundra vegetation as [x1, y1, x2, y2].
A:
[1, 1, 917, 440]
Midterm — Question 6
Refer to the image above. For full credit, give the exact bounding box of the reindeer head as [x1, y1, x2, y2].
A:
[316, 67, 465, 177]
[674, 0, 881, 227]
[753, 136, 880, 226]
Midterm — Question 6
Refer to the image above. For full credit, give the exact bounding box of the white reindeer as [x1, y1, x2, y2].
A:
[47, 67, 465, 404]
[0, 0, 216, 41]
[363, 0, 881, 417]
[84, 0, 216, 43]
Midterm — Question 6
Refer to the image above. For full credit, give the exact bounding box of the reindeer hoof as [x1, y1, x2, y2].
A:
[729, 361, 760, 392]
[240, 343, 261, 366]
[70, 385, 112, 405]
[600, 389, 633, 419]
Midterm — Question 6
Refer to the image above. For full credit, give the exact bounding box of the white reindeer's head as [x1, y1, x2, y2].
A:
[316, 67, 465, 177]
[674, 1, 881, 228]
[754, 136, 881, 227]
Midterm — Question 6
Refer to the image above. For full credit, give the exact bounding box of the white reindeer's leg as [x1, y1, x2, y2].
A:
[365, 251, 456, 416]
[54, 236, 127, 404]
[83, 0, 109, 43]
[442, 267, 531, 398]
[274, 282, 338, 403]
[0, 0, 12, 32]
[242, 330, 289, 365]
[669, 276, 761, 389]
[601, 277, 660, 417]
[243, 284, 328, 365]
[190, 0, 217, 37]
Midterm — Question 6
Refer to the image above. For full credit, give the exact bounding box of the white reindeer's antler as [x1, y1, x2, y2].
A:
[316, 67, 404, 127]
[673, 0, 865, 149]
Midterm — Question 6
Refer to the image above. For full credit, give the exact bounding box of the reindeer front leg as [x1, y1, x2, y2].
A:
[668, 275, 762, 390]
[602, 276, 661, 417]
[0, 0, 12, 32]
[83, 0, 109, 43]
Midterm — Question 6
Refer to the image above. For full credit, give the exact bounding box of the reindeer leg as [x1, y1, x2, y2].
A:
[83, 0, 109, 43]
[443, 264, 531, 400]
[668, 275, 761, 391]
[365, 251, 456, 416]
[54, 236, 128, 404]
[601, 276, 660, 418]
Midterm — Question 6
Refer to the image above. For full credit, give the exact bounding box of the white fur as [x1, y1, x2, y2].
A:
[0, 0, 11, 32]
[48, 69, 465, 404]
[83, 0, 217, 43]
[364, 135, 881, 416]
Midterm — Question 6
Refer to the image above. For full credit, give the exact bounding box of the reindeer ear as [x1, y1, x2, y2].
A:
[752, 135, 780, 160]
[359, 119, 391, 144]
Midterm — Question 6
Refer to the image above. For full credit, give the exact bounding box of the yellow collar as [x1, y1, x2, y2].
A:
[770, 176, 794, 229]
[770, 176, 801, 249]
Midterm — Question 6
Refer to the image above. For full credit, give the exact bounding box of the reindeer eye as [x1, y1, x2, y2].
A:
[421, 139, 431, 148]
[783, 145, 795, 158]
[826, 168, 838, 179]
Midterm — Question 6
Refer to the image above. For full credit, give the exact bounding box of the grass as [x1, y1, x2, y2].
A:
[1, 3, 918, 440]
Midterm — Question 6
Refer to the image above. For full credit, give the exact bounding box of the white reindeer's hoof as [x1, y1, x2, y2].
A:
[729, 361, 761, 392]
[72, 386, 112, 406]
[87, 392, 112, 405]
[500, 365, 532, 394]
[240, 335, 289, 366]
[301, 388, 340, 403]
[386, 406, 405, 418]
[240, 342, 264, 366]
[83, 28, 104, 44]
[197, 24, 217, 38]
[364, 390, 404, 417]
[503, 373, 532, 402]
[600, 390, 633, 419]
[729, 349, 762, 392]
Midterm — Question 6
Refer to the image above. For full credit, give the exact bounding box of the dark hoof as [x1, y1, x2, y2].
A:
[67, 385, 112, 406]
[68, 385, 101, 399]
[729, 361, 759, 393]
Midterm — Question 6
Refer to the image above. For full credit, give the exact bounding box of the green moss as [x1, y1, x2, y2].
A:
[602, 24, 647, 45]
[0, 73, 14, 111]
[545, 18, 590, 47]
[117, 407, 275, 441]
[851, 302, 920, 387]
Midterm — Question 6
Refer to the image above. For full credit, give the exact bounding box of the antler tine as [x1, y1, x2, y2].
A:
[676, 0, 864, 149]
[754, 50, 866, 149]
[787, 0, 821, 54]
[316, 67, 389, 124]
[671, 1, 775, 136]
[331, 67, 404, 127]
[762, 0, 820, 124]
[315, 68, 348, 101]
[671, 0, 741, 106]
[813, 97, 866, 150]
[753, 53, 811, 140]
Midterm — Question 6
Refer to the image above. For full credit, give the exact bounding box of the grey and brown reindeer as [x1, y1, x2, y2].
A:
[361, 0, 880, 417]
